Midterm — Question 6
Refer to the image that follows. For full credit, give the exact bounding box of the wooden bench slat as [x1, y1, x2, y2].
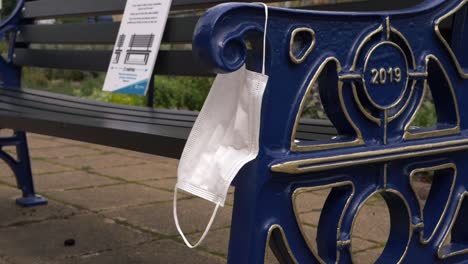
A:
[0, 93, 194, 128]
[23, 0, 429, 19]
[0, 88, 196, 125]
[13, 48, 214, 76]
[18, 16, 199, 44]
[0, 89, 197, 122]
[294, 122, 338, 135]
[0, 106, 190, 158]
[9, 87, 199, 117]
[0, 88, 335, 135]
[0, 89, 336, 157]
[295, 132, 335, 141]
[22, 0, 283, 19]
[18, 0, 449, 48]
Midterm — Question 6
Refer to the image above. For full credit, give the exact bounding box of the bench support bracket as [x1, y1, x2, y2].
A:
[0, 131, 47, 207]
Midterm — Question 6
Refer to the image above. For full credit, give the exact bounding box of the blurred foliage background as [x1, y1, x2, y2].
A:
[2, 0, 436, 128]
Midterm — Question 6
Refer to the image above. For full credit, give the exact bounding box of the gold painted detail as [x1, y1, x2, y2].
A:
[390, 27, 416, 69]
[350, 189, 412, 264]
[438, 192, 468, 259]
[388, 81, 417, 123]
[409, 163, 457, 245]
[408, 72, 428, 79]
[362, 41, 409, 110]
[291, 57, 364, 152]
[404, 55, 461, 140]
[290, 27, 316, 64]
[339, 74, 362, 80]
[370, 67, 403, 85]
[351, 25, 416, 71]
[271, 138, 468, 174]
[351, 83, 381, 126]
[385, 17, 391, 40]
[434, 0, 468, 79]
[350, 25, 416, 125]
[353, 72, 416, 125]
[337, 240, 351, 247]
[292, 181, 355, 264]
[351, 25, 384, 71]
[265, 224, 299, 264]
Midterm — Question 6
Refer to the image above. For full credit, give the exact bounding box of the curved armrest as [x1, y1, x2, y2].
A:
[192, 3, 267, 74]
[192, 0, 458, 74]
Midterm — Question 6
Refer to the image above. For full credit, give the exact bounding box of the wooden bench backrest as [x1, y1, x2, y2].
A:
[13, 0, 294, 77]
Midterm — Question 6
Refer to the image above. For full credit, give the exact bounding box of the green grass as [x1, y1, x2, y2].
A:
[412, 101, 437, 128]
[22, 68, 213, 111]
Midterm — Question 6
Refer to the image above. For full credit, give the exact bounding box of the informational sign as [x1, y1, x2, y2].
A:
[103, 0, 172, 95]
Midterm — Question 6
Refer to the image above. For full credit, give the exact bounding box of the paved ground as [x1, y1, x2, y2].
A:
[0, 133, 409, 264]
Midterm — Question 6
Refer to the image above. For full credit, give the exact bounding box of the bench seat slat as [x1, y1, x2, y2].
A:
[0, 88, 198, 123]
[13, 49, 213, 76]
[295, 132, 334, 141]
[295, 123, 338, 135]
[0, 95, 194, 128]
[11, 87, 199, 116]
[0, 88, 335, 135]
[1, 88, 335, 135]
[0, 88, 336, 157]
[0, 107, 190, 158]
[5, 88, 335, 135]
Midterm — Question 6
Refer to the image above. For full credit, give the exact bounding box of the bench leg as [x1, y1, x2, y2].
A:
[228, 167, 316, 263]
[227, 193, 265, 263]
[12, 131, 47, 207]
[227, 169, 270, 264]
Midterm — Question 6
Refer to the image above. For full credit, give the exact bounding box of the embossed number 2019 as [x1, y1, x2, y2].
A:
[371, 67, 402, 85]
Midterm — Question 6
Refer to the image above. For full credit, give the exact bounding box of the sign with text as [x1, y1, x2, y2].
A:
[103, 0, 172, 95]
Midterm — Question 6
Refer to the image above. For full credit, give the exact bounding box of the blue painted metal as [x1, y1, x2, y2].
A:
[194, 0, 468, 263]
[0, 0, 47, 207]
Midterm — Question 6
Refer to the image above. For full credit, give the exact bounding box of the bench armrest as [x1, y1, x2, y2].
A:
[191, 0, 452, 74]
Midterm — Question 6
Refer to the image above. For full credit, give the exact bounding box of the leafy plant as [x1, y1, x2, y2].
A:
[22, 68, 213, 111]
[412, 100, 437, 128]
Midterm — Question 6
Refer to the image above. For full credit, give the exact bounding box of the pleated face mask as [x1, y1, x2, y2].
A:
[174, 3, 270, 248]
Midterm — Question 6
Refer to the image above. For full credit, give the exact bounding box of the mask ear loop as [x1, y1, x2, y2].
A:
[173, 189, 221, 248]
[173, 2, 269, 249]
[255, 2, 268, 75]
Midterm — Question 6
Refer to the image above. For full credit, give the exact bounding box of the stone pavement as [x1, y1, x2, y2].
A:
[0, 133, 405, 264]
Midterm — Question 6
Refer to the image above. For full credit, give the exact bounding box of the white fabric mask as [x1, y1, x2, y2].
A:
[174, 3, 269, 248]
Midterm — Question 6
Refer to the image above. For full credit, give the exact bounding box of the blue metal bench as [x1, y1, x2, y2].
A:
[0, 0, 339, 208]
[0, 0, 466, 263]
[193, 0, 468, 262]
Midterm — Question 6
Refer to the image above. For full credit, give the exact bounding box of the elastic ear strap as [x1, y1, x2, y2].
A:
[256, 2, 268, 75]
[173, 188, 221, 248]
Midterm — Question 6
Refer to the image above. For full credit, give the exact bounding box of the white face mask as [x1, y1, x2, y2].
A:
[173, 3, 269, 249]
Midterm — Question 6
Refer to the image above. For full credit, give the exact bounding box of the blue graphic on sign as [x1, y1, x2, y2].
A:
[113, 79, 149, 95]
